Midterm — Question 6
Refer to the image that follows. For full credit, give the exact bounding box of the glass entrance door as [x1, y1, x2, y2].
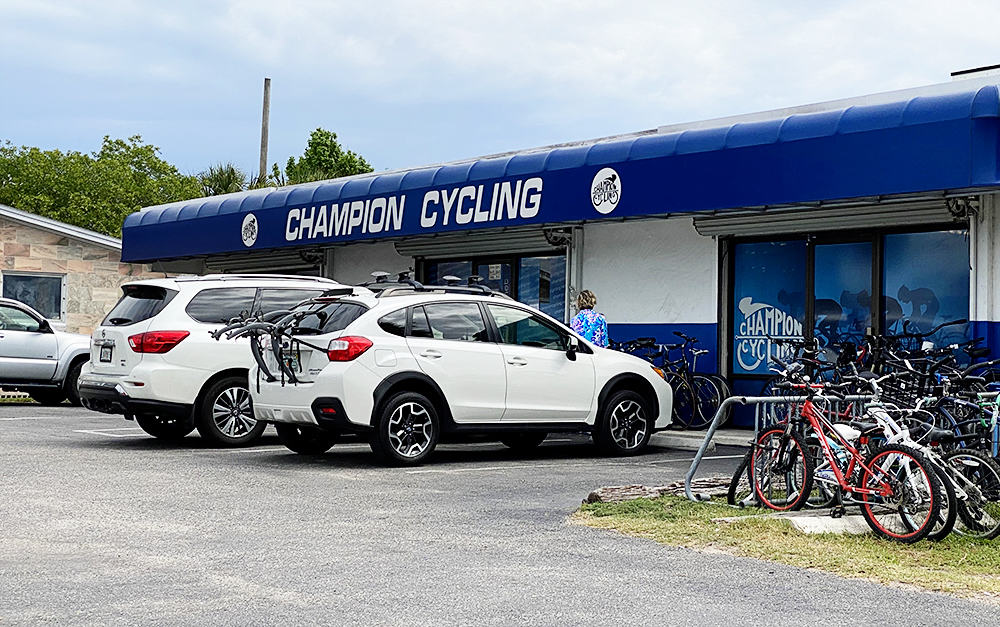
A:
[812, 241, 873, 352]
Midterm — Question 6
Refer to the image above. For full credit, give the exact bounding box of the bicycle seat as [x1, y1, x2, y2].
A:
[907, 421, 957, 443]
[692, 349, 709, 356]
[849, 421, 880, 434]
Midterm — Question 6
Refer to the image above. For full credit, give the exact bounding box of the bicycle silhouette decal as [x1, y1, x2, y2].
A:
[590, 167, 622, 214]
[241, 213, 259, 247]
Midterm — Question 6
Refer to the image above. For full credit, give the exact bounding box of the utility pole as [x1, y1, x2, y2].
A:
[259, 77, 271, 180]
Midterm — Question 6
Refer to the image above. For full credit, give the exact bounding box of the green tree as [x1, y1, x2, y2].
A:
[0, 135, 202, 237]
[283, 128, 373, 184]
[199, 162, 248, 196]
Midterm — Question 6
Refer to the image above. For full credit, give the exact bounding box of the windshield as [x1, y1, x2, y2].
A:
[291, 301, 367, 335]
[102, 285, 177, 327]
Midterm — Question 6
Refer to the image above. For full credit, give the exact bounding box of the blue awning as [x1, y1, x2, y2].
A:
[122, 85, 1000, 263]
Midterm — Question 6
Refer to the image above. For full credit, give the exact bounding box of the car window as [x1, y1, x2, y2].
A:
[0, 305, 40, 332]
[255, 289, 324, 316]
[185, 288, 258, 324]
[291, 301, 367, 335]
[420, 302, 489, 342]
[378, 309, 406, 337]
[103, 285, 177, 327]
[487, 304, 567, 351]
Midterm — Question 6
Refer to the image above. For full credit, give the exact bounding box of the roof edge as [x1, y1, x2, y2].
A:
[0, 204, 122, 251]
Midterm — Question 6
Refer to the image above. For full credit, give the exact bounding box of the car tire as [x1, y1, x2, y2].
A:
[500, 432, 547, 451]
[594, 389, 652, 456]
[135, 413, 195, 441]
[195, 376, 266, 447]
[276, 424, 337, 455]
[64, 360, 84, 407]
[29, 389, 66, 406]
[370, 391, 440, 466]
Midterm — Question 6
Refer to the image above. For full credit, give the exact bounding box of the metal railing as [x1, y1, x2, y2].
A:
[683, 394, 874, 503]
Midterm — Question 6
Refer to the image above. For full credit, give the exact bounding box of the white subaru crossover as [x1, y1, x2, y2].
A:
[78, 274, 343, 446]
[224, 278, 672, 465]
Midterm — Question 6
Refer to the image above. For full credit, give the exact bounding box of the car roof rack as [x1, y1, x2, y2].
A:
[172, 274, 338, 283]
[355, 270, 513, 300]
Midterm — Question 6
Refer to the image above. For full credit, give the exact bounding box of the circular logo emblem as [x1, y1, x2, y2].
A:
[591, 167, 621, 214]
[241, 213, 258, 247]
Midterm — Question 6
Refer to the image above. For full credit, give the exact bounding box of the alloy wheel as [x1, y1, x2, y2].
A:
[608, 399, 647, 450]
[388, 402, 434, 458]
[212, 386, 256, 438]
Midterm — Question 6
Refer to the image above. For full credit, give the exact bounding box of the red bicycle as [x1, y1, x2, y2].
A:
[751, 360, 943, 543]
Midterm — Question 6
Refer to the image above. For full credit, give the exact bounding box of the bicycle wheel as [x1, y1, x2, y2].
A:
[858, 444, 942, 543]
[689, 375, 724, 430]
[751, 427, 813, 511]
[923, 464, 958, 541]
[944, 448, 1000, 539]
[727, 450, 757, 508]
[665, 374, 697, 429]
[803, 434, 838, 509]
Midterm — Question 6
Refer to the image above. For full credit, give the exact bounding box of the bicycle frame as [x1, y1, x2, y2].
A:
[788, 393, 895, 498]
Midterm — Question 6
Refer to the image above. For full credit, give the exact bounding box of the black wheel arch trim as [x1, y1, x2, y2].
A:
[596, 374, 660, 424]
[372, 371, 455, 429]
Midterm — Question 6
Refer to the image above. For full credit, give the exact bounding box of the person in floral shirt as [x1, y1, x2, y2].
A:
[570, 290, 608, 347]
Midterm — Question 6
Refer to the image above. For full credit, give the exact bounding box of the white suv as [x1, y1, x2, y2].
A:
[78, 274, 343, 446]
[231, 279, 672, 465]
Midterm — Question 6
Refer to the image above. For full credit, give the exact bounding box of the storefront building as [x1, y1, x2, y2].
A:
[121, 77, 1000, 425]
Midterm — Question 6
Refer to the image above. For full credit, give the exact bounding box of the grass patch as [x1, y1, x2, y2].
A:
[0, 396, 36, 404]
[574, 495, 1000, 602]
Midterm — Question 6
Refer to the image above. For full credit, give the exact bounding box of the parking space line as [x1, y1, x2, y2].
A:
[406, 463, 567, 474]
[0, 416, 65, 421]
[208, 447, 288, 454]
[73, 429, 145, 438]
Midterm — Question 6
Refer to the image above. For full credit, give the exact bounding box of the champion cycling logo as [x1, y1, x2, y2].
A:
[734, 297, 804, 372]
[591, 167, 621, 214]
[241, 213, 258, 247]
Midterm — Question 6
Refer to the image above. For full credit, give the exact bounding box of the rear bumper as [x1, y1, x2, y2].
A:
[79, 381, 192, 419]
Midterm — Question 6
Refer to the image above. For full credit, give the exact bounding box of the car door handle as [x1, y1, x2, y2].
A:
[506, 357, 528, 366]
[419, 349, 443, 359]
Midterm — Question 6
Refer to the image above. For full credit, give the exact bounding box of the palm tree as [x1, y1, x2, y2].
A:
[199, 163, 247, 196]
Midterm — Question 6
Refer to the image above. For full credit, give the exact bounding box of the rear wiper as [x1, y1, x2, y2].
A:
[290, 327, 322, 335]
[108, 317, 132, 326]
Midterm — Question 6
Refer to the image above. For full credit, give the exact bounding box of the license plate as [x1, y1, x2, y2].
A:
[283, 354, 301, 372]
[99, 345, 112, 363]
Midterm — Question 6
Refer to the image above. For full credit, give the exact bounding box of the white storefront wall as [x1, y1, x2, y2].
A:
[579, 218, 717, 325]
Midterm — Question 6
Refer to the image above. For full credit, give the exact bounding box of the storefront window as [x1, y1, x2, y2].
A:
[424, 253, 567, 319]
[425, 261, 473, 285]
[518, 255, 566, 319]
[813, 242, 872, 350]
[883, 231, 969, 344]
[732, 241, 806, 375]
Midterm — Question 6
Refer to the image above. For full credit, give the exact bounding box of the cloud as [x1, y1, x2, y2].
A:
[2, 0, 999, 172]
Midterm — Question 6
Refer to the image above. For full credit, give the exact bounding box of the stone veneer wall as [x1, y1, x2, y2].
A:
[0, 217, 167, 335]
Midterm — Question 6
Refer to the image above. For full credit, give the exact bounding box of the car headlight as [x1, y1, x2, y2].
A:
[651, 366, 667, 381]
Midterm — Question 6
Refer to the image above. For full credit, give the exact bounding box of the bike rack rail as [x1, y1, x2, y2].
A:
[684, 394, 873, 503]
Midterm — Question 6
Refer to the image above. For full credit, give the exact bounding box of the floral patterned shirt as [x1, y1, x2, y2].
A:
[571, 309, 608, 347]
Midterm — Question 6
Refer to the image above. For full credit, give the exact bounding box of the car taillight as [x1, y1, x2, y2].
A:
[128, 331, 190, 354]
[327, 336, 373, 361]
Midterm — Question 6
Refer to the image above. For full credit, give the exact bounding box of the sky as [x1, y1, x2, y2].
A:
[2, 0, 999, 178]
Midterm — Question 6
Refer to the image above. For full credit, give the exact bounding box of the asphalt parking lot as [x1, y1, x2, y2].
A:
[3, 405, 998, 625]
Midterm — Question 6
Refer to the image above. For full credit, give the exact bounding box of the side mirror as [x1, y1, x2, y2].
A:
[566, 336, 579, 361]
[37, 319, 53, 333]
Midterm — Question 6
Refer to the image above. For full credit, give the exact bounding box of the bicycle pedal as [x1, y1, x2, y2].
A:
[830, 506, 846, 519]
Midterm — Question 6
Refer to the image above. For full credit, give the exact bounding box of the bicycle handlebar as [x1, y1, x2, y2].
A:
[882, 318, 967, 341]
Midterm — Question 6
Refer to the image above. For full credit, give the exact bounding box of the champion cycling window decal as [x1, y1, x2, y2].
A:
[591, 167, 621, 214]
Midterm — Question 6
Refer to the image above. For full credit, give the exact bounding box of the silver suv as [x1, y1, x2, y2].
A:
[0, 297, 91, 405]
